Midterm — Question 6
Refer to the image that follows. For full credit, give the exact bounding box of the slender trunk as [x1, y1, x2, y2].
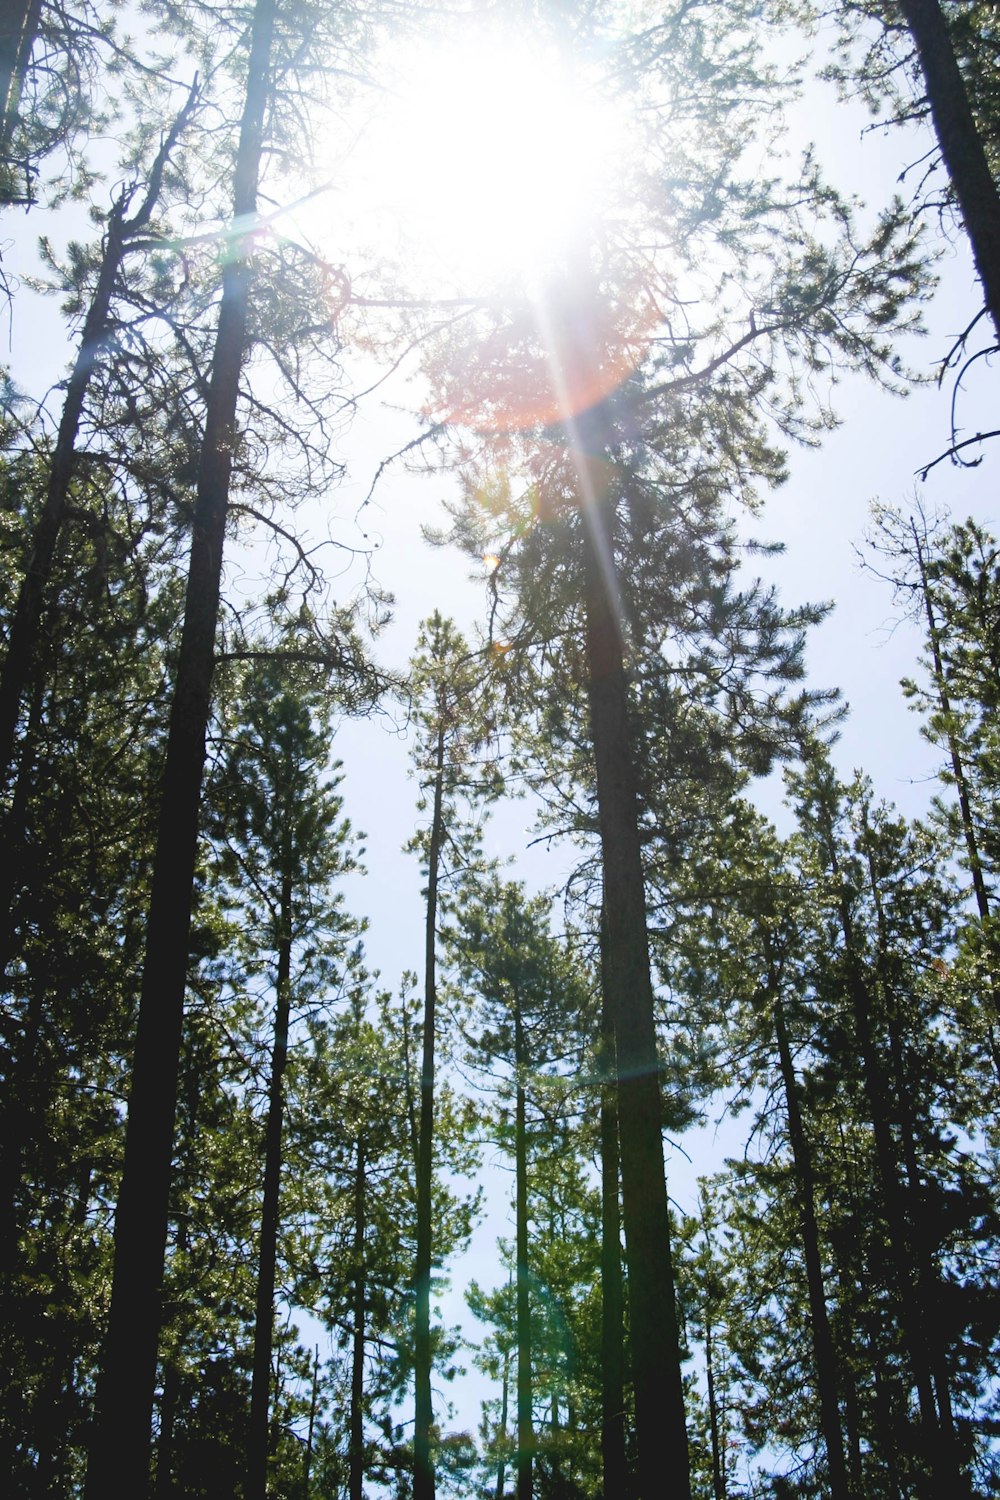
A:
[0, 684, 44, 1482]
[0, 0, 40, 171]
[31, 1161, 91, 1496]
[764, 942, 850, 1499]
[581, 489, 689, 1500]
[247, 865, 294, 1500]
[911, 521, 990, 921]
[704, 1313, 725, 1500]
[842, 1356, 864, 1500]
[83, 9, 273, 1492]
[820, 816, 940, 1493]
[862, 835, 967, 1495]
[896, 0, 1000, 347]
[0, 690, 44, 1249]
[598, 953, 628, 1500]
[349, 1136, 366, 1500]
[303, 1346, 319, 1500]
[414, 721, 446, 1500]
[0, 86, 196, 802]
[495, 1344, 510, 1500]
[0, 671, 43, 986]
[549, 1393, 561, 1496]
[514, 1003, 532, 1500]
[153, 1361, 179, 1500]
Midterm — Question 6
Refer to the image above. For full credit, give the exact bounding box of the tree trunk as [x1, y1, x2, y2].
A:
[764, 941, 850, 1499]
[581, 488, 690, 1500]
[514, 1003, 533, 1500]
[896, 0, 1000, 347]
[0, 86, 196, 803]
[598, 954, 628, 1500]
[495, 1344, 510, 1500]
[349, 1135, 366, 1500]
[303, 1345, 320, 1500]
[153, 1361, 179, 1500]
[911, 520, 990, 921]
[246, 865, 294, 1500]
[704, 1312, 725, 1500]
[820, 814, 941, 1495]
[83, 6, 274, 1492]
[0, 0, 39, 170]
[862, 834, 968, 1496]
[414, 720, 445, 1500]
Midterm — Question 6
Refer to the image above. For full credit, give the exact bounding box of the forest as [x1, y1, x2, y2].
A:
[2, 0, 1000, 1496]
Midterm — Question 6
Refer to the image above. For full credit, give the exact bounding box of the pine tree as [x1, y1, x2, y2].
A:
[206, 647, 364, 1500]
[407, 611, 502, 1500]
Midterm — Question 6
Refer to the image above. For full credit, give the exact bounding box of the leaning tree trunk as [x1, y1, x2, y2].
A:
[414, 717, 445, 1500]
[581, 486, 690, 1500]
[246, 862, 294, 1500]
[0, 85, 196, 807]
[514, 1001, 533, 1500]
[83, 5, 275, 1493]
[896, 0, 1000, 347]
[0, 0, 39, 174]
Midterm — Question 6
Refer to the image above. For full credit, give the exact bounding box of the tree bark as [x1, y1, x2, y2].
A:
[896, 0, 1000, 347]
[246, 863, 294, 1500]
[598, 953, 628, 1500]
[349, 1136, 366, 1500]
[514, 1002, 533, 1500]
[704, 1311, 725, 1500]
[303, 1345, 320, 1500]
[83, 6, 274, 1492]
[414, 720, 445, 1500]
[0, 0, 39, 170]
[581, 489, 690, 1500]
[495, 1344, 510, 1500]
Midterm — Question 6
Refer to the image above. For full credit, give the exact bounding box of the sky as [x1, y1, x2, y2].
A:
[4, 1, 1000, 1463]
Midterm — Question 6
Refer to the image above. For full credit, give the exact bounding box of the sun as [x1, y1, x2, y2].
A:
[341, 26, 629, 291]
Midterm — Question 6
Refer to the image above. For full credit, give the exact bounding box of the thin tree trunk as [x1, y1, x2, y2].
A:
[514, 1003, 532, 1500]
[83, 7, 274, 1491]
[911, 519, 990, 921]
[0, 0, 40, 171]
[819, 810, 940, 1496]
[581, 488, 690, 1500]
[495, 1343, 510, 1500]
[349, 1136, 366, 1500]
[896, 0, 1000, 347]
[303, 1345, 319, 1500]
[764, 939, 850, 1499]
[862, 833, 967, 1496]
[704, 1312, 725, 1500]
[598, 954, 628, 1500]
[0, 85, 197, 803]
[0, 673, 44, 1258]
[153, 1361, 179, 1500]
[247, 865, 294, 1500]
[414, 720, 445, 1500]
